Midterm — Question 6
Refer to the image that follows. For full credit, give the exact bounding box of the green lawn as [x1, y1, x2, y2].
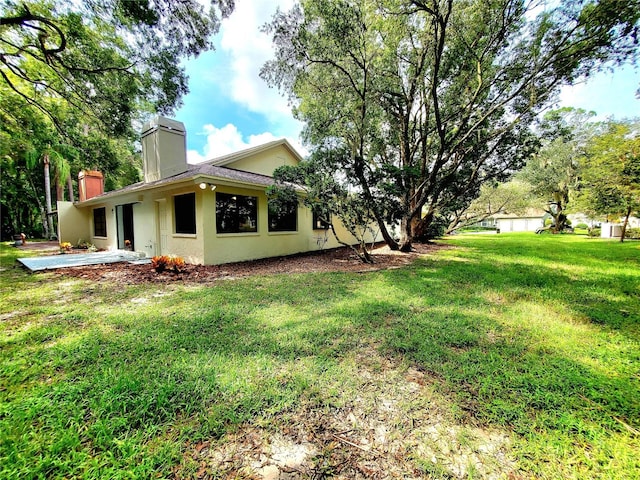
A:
[1, 234, 638, 478]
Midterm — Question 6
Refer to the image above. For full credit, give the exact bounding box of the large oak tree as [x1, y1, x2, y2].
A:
[262, 0, 639, 251]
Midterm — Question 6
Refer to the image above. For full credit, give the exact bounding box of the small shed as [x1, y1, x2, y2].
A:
[601, 223, 624, 238]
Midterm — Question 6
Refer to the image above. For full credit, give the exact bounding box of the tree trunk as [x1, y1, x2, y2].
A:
[551, 203, 565, 233]
[413, 212, 435, 242]
[43, 154, 55, 239]
[551, 211, 561, 233]
[56, 177, 64, 202]
[66, 175, 74, 202]
[398, 216, 414, 252]
[371, 213, 398, 250]
[327, 223, 374, 263]
[40, 205, 49, 240]
[619, 206, 631, 243]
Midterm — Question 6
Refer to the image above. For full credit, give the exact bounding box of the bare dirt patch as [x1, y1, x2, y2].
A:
[50, 243, 445, 285]
[178, 346, 517, 479]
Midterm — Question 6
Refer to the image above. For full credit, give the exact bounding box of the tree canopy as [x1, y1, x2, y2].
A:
[262, 0, 640, 251]
[1, 0, 234, 135]
[577, 120, 640, 241]
[517, 108, 599, 232]
[0, 0, 235, 238]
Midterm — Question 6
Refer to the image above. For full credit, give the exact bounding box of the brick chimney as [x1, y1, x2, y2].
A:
[141, 116, 188, 183]
[78, 170, 104, 201]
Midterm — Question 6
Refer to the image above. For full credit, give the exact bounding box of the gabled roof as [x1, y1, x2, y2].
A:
[206, 138, 304, 167]
[76, 140, 303, 206]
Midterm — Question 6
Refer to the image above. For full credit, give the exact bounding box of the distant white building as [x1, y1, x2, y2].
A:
[493, 209, 546, 233]
[601, 217, 640, 238]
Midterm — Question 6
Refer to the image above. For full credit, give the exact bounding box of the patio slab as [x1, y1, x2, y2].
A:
[18, 251, 146, 272]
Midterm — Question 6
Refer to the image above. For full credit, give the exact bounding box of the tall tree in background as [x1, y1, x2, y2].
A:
[446, 179, 535, 233]
[262, 0, 639, 251]
[0, 0, 235, 238]
[518, 108, 599, 232]
[577, 121, 640, 241]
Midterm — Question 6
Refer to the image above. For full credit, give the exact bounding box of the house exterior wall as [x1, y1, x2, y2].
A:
[57, 201, 91, 243]
[200, 184, 378, 265]
[89, 202, 112, 251]
[601, 223, 623, 238]
[60, 182, 380, 265]
[222, 144, 299, 176]
[160, 186, 205, 264]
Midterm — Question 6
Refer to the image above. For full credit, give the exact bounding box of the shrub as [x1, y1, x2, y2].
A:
[151, 255, 186, 273]
[588, 227, 601, 238]
[75, 240, 97, 251]
[576, 222, 588, 229]
[151, 255, 171, 273]
[624, 228, 640, 239]
[170, 256, 186, 273]
[59, 242, 72, 252]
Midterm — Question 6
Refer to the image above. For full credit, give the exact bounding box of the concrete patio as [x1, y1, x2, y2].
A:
[17, 250, 148, 272]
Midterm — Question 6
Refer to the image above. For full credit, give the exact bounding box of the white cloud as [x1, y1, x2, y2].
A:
[217, 0, 297, 119]
[176, 0, 312, 164]
[187, 123, 307, 164]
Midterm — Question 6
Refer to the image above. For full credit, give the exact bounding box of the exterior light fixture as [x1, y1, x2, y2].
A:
[199, 182, 216, 191]
[199, 182, 207, 190]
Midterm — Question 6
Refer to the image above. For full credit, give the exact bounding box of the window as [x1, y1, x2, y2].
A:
[269, 200, 297, 232]
[216, 192, 258, 233]
[312, 209, 331, 230]
[93, 207, 107, 237]
[174, 193, 196, 234]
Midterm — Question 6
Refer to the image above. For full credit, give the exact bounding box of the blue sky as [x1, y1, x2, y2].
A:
[175, 0, 639, 163]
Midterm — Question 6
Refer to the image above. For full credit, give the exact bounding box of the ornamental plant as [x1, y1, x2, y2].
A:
[151, 255, 185, 274]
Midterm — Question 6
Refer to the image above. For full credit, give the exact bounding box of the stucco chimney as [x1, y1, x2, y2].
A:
[78, 170, 104, 201]
[141, 116, 188, 183]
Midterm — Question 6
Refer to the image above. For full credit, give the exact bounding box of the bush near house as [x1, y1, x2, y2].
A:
[624, 227, 640, 239]
[151, 255, 186, 273]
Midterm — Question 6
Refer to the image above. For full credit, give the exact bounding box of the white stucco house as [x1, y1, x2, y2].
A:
[57, 117, 377, 265]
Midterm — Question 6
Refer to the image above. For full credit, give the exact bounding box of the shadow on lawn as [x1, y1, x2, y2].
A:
[367, 249, 639, 470]
[2, 237, 639, 477]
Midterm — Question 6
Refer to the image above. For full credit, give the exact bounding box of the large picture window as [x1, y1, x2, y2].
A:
[216, 193, 258, 233]
[93, 207, 107, 237]
[269, 201, 297, 232]
[174, 193, 196, 234]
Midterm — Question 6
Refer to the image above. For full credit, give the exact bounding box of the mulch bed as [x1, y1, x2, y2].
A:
[50, 243, 444, 285]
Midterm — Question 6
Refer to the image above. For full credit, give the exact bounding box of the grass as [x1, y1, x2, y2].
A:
[1, 234, 639, 478]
